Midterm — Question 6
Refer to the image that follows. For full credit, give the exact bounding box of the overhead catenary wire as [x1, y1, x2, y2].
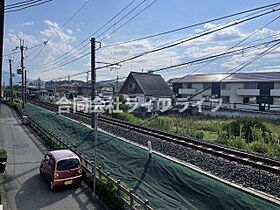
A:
[31, 6, 280, 75]
[149, 13, 280, 74]
[29, 0, 140, 69]
[29, 0, 159, 71]
[187, 41, 280, 101]
[5, 0, 54, 13]
[46, 38, 280, 81]
[102, 2, 280, 48]
[30, 2, 280, 70]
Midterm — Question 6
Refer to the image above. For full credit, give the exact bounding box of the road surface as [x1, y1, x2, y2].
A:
[0, 105, 106, 210]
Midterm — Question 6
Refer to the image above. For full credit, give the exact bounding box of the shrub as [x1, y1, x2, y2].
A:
[249, 141, 269, 154]
[221, 119, 268, 143]
[228, 136, 247, 149]
[195, 131, 204, 139]
[112, 112, 142, 124]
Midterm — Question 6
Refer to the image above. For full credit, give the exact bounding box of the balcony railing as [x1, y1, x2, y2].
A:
[237, 89, 260, 96]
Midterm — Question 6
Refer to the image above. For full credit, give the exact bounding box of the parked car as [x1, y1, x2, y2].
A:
[39, 150, 82, 191]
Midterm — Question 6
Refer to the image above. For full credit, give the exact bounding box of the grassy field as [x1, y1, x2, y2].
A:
[111, 112, 280, 158]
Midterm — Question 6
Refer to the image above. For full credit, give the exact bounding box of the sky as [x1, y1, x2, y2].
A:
[2, 0, 280, 84]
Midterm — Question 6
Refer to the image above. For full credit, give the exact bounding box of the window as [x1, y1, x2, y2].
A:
[244, 82, 257, 89]
[203, 83, 211, 89]
[243, 97, 249, 104]
[243, 97, 256, 104]
[187, 83, 192, 89]
[128, 83, 136, 91]
[249, 97, 256, 104]
[57, 159, 80, 171]
[274, 97, 280, 105]
[221, 96, 230, 103]
[221, 83, 230, 90]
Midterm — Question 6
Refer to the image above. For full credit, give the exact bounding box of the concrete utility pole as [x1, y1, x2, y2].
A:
[0, 0, 5, 105]
[91, 37, 97, 199]
[17, 39, 27, 109]
[8, 59, 13, 103]
[24, 69, 27, 103]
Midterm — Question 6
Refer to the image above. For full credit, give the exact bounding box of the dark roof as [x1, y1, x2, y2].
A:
[128, 72, 174, 97]
[172, 72, 280, 83]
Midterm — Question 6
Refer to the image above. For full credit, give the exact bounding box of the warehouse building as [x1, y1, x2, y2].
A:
[172, 72, 280, 111]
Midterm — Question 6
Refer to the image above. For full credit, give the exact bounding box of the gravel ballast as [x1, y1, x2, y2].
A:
[66, 111, 280, 198]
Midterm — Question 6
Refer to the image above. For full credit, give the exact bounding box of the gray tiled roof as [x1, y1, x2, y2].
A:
[131, 72, 174, 96]
[172, 72, 280, 83]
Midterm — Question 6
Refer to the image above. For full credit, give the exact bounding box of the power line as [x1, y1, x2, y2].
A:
[30, 0, 139, 69]
[31, 2, 280, 70]
[94, 7, 280, 71]
[24, 0, 90, 63]
[5, 0, 54, 13]
[32, 5, 280, 74]
[45, 38, 280, 82]
[102, 2, 280, 48]
[5, 0, 41, 8]
[150, 13, 280, 74]
[31, 0, 158, 70]
[98, 0, 158, 41]
[187, 41, 280, 101]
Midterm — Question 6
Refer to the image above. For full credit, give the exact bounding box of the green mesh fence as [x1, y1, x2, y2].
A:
[24, 103, 280, 210]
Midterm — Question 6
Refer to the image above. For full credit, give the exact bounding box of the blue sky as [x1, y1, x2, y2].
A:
[3, 0, 280, 84]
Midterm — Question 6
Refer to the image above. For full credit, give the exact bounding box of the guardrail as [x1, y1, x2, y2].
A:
[23, 110, 152, 210]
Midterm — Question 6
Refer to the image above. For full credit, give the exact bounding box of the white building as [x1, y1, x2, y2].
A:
[172, 72, 280, 111]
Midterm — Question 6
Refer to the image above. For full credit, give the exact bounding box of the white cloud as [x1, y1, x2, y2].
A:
[23, 21, 35, 27]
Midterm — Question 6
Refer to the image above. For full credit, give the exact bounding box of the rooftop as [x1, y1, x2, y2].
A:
[129, 72, 174, 96]
[172, 71, 280, 83]
[49, 149, 78, 161]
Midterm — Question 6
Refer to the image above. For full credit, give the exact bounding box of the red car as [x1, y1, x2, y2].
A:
[39, 150, 82, 190]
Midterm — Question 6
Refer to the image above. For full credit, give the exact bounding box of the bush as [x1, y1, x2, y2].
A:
[112, 112, 142, 124]
[195, 131, 204, 139]
[249, 141, 269, 154]
[228, 137, 247, 149]
[221, 119, 268, 143]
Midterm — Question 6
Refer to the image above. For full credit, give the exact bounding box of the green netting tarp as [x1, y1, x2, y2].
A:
[25, 103, 280, 210]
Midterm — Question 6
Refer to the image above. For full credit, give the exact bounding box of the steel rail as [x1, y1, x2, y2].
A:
[28, 99, 280, 175]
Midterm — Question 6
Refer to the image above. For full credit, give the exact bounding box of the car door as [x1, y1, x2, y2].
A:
[41, 154, 50, 175]
[44, 154, 54, 181]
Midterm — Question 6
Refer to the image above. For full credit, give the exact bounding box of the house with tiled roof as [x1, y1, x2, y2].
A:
[119, 72, 174, 111]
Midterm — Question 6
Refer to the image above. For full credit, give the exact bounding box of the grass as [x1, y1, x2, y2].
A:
[110, 112, 280, 158]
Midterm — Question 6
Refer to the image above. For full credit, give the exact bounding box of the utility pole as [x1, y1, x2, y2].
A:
[91, 37, 97, 198]
[24, 69, 27, 103]
[0, 0, 5, 105]
[8, 59, 13, 103]
[17, 39, 27, 109]
[91, 37, 96, 129]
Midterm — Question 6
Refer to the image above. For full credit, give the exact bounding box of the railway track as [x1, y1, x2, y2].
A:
[28, 99, 280, 175]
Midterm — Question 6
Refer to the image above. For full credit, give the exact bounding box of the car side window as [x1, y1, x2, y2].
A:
[45, 154, 50, 161]
[48, 155, 55, 169]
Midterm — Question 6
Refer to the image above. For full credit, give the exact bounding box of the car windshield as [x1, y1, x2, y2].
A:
[57, 158, 79, 171]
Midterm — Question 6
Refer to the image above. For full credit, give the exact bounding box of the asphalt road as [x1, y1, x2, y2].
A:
[0, 105, 106, 210]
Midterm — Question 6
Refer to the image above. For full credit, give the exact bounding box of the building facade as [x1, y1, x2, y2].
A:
[172, 72, 280, 111]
